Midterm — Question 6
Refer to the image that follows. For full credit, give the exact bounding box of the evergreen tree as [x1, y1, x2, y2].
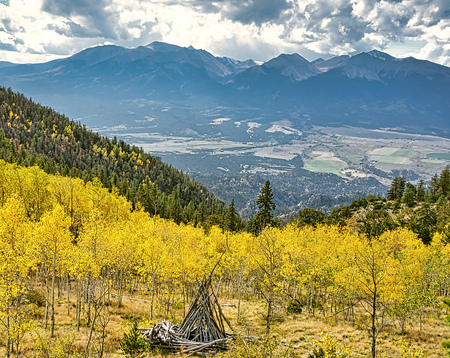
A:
[408, 203, 437, 244]
[253, 180, 276, 235]
[439, 165, 450, 197]
[296, 208, 325, 227]
[182, 201, 196, 224]
[195, 202, 208, 227]
[168, 188, 182, 224]
[401, 185, 416, 207]
[120, 321, 146, 358]
[416, 179, 426, 202]
[387, 176, 406, 200]
[428, 174, 440, 202]
[224, 198, 239, 232]
[358, 208, 397, 239]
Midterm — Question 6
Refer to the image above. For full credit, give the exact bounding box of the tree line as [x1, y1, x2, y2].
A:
[294, 165, 450, 245]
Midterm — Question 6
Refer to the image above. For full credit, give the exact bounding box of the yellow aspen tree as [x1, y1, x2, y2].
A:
[137, 216, 167, 320]
[49, 176, 91, 238]
[21, 166, 51, 220]
[430, 232, 450, 297]
[226, 230, 254, 324]
[379, 228, 431, 332]
[0, 197, 33, 357]
[252, 227, 286, 333]
[351, 237, 401, 358]
[33, 204, 72, 337]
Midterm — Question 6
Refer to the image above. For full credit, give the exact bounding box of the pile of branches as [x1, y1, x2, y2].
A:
[142, 259, 233, 355]
[142, 320, 230, 355]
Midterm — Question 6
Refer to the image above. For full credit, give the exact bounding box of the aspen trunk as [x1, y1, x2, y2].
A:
[150, 273, 155, 320]
[76, 280, 81, 331]
[67, 273, 70, 316]
[237, 273, 242, 324]
[51, 246, 57, 337]
[44, 276, 49, 330]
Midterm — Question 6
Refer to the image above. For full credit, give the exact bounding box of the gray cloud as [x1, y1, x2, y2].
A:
[41, 0, 119, 39]
[221, 0, 293, 25]
[0, 42, 17, 51]
[162, 0, 293, 25]
[47, 21, 101, 38]
[1, 18, 14, 32]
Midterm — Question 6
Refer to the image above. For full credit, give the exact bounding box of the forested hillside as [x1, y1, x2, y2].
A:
[295, 165, 450, 245]
[0, 86, 226, 224]
[0, 162, 449, 357]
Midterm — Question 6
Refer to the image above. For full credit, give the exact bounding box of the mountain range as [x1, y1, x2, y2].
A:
[1, 42, 448, 131]
[0, 42, 449, 215]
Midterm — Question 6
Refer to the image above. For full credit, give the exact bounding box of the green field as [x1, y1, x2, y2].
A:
[427, 153, 450, 160]
[368, 148, 416, 165]
[304, 159, 347, 177]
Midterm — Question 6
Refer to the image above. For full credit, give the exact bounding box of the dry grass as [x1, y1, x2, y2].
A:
[2, 288, 450, 357]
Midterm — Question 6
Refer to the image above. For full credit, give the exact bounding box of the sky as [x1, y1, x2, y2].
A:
[0, 0, 448, 66]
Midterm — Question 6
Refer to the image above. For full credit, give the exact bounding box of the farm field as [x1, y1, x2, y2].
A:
[116, 122, 450, 183]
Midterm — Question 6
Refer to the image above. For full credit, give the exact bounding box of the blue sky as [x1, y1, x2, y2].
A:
[0, 0, 448, 65]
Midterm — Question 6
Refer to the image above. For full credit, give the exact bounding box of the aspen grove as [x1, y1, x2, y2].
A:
[1, 161, 450, 357]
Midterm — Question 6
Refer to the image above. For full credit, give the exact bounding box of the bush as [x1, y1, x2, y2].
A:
[32, 330, 80, 358]
[287, 300, 303, 314]
[120, 321, 146, 358]
[26, 289, 46, 307]
[308, 334, 355, 358]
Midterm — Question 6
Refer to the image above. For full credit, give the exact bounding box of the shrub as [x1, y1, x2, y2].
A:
[120, 321, 146, 358]
[308, 334, 355, 358]
[287, 300, 303, 314]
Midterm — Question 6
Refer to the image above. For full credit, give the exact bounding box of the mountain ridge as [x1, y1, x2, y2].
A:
[0, 42, 448, 215]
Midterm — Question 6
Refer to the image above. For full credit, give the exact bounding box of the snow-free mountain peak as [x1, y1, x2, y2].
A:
[145, 41, 183, 53]
[366, 50, 395, 61]
[313, 55, 351, 72]
[62, 44, 128, 67]
[232, 53, 321, 85]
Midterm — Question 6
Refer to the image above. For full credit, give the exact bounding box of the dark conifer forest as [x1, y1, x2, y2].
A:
[0, 86, 226, 224]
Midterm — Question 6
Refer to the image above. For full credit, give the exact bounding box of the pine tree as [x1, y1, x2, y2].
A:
[120, 321, 146, 358]
[387, 176, 406, 200]
[402, 185, 416, 207]
[253, 180, 276, 235]
[225, 198, 239, 232]
[439, 165, 450, 197]
[169, 188, 182, 224]
[428, 174, 440, 202]
[296, 208, 325, 227]
[416, 179, 426, 202]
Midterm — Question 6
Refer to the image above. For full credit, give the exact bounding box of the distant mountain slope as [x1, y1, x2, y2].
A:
[0, 86, 225, 221]
[0, 42, 256, 99]
[0, 44, 448, 133]
[231, 53, 321, 88]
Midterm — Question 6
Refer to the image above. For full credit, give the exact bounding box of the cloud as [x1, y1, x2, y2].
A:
[47, 21, 101, 38]
[0, 0, 447, 66]
[220, 0, 293, 26]
[41, 0, 119, 39]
